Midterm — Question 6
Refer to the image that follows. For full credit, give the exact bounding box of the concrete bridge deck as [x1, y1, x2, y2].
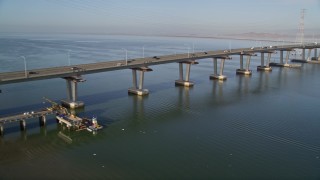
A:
[0, 43, 319, 135]
[0, 43, 318, 85]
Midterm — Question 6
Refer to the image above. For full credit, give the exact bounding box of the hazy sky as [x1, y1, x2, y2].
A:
[0, 0, 319, 36]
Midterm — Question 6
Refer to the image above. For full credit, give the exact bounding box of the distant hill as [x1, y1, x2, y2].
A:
[225, 32, 289, 39]
[220, 32, 320, 42]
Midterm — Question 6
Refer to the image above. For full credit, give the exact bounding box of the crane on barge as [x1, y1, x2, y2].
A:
[43, 97, 103, 132]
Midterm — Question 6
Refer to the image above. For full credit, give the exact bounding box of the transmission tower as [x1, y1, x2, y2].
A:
[298, 9, 306, 44]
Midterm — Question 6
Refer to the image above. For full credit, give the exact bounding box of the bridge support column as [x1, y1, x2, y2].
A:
[257, 52, 272, 71]
[210, 58, 227, 81]
[213, 58, 218, 75]
[282, 50, 301, 67]
[236, 55, 252, 75]
[39, 116, 46, 127]
[128, 67, 152, 95]
[240, 55, 244, 69]
[302, 48, 306, 60]
[20, 120, 26, 131]
[284, 51, 292, 67]
[261, 52, 264, 66]
[61, 76, 85, 109]
[280, 50, 284, 64]
[271, 49, 301, 67]
[284, 51, 291, 66]
[175, 60, 198, 87]
[0, 124, 3, 136]
[318, 49, 320, 61]
[132, 69, 138, 89]
[314, 48, 318, 60]
[307, 49, 312, 61]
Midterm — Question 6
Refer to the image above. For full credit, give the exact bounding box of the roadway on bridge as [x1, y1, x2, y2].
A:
[0, 44, 318, 85]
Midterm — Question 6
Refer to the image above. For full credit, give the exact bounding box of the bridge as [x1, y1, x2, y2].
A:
[0, 43, 319, 109]
[0, 109, 58, 136]
[0, 97, 70, 135]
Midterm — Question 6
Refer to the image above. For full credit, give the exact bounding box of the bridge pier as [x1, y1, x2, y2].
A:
[271, 49, 301, 67]
[283, 50, 301, 67]
[175, 60, 198, 87]
[303, 48, 306, 60]
[313, 48, 318, 60]
[257, 52, 272, 71]
[61, 76, 85, 109]
[280, 50, 284, 64]
[311, 48, 320, 61]
[284, 51, 291, 66]
[312, 48, 320, 61]
[39, 116, 46, 127]
[20, 120, 26, 131]
[240, 54, 244, 69]
[291, 48, 315, 63]
[306, 49, 312, 61]
[210, 57, 229, 81]
[128, 67, 152, 95]
[236, 54, 253, 75]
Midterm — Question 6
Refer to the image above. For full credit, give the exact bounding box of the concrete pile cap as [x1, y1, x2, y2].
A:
[278, 48, 295, 51]
[253, 50, 275, 53]
[239, 51, 257, 56]
[63, 76, 86, 82]
[179, 60, 199, 64]
[213, 55, 232, 60]
[131, 67, 153, 72]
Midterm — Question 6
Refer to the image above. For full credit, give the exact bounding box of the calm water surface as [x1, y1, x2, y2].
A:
[0, 34, 319, 179]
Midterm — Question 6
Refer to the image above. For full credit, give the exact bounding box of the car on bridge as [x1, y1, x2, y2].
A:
[71, 67, 84, 72]
[71, 67, 79, 71]
[28, 71, 38, 75]
[153, 56, 160, 60]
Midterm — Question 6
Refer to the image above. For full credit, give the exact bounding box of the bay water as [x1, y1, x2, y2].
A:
[0, 34, 319, 179]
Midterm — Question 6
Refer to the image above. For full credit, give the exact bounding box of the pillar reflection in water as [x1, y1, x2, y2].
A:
[237, 75, 250, 95]
[255, 71, 271, 93]
[212, 80, 224, 103]
[177, 86, 191, 110]
[131, 95, 146, 121]
[20, 131, 27, 141]
[40, 126, 47, 137]
[277, 67, 289, 88]
[0, 124, 4, 137]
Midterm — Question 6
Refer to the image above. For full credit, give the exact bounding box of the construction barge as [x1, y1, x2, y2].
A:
[56, 114, 103, 132]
